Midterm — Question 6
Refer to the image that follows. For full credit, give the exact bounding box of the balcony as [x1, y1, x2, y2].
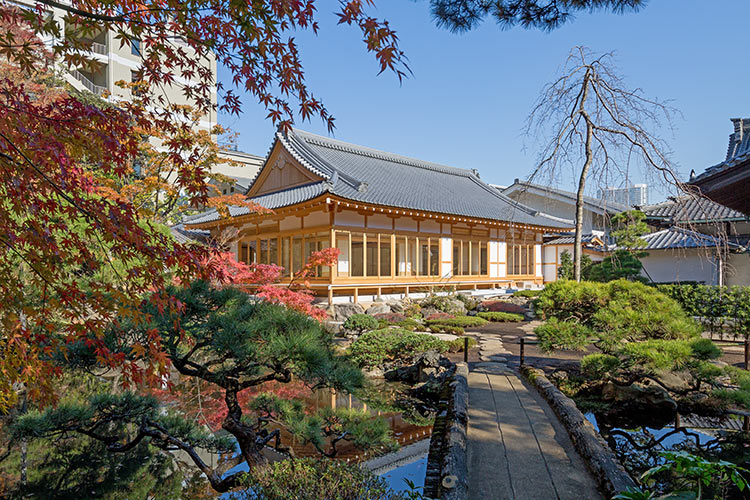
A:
[70, 68, 107, 96]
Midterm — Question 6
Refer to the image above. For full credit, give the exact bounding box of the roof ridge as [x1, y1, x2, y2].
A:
[292, 128, 476, 179]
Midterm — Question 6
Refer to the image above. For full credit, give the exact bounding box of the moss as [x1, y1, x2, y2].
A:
[477, 311, 524, 322]
[425, 316, 488, 328]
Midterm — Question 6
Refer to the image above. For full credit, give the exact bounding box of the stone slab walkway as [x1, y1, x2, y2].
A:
[467, 337, 602, 500]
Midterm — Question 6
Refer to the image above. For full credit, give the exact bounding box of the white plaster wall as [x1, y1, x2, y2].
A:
[506, 192, 602, 232]
[337, 211, 365, 227]
[421, 220, 441, 234]
[303, 210, 328, 228]
[727, 253, 750, 287]
[280, 216, 300, 232]
[367, 214, 392, 230]
[640, 249, 718, 284]
[395, 218, 418, 232]
[489, 241, 499, 278]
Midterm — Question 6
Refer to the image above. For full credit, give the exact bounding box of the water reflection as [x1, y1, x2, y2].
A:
[276, 381, 434, 462]
[587, 411, 750, 499]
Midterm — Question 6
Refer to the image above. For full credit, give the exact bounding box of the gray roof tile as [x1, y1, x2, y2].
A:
[641, 196, 748, 223]
[187, 129, 572, 229]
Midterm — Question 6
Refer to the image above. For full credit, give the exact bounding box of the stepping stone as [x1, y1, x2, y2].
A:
[488, 355, 508, 362]
[474, 362, 511, 374]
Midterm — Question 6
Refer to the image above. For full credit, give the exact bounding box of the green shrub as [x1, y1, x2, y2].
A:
[514, 289, 542, 298]
[396, 318, 421, 331]
[425, 316, 488, 328]
[447, 337, 478, 353]
[580, 354, 620, 378]
[233, 457, 403, 500]
[343, 314, 379, 333]
[616, 339, 694, 373]
[535, 280, 700, 353]
[349, 328, 448, 368]
[535, 318, 594, 352]
[428, 325, 465, 335]
[535, 280, 609, 322]
[477, 311, 524, 322]
[689, 338, 721, 360]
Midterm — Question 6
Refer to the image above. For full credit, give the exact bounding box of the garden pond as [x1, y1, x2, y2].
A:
[586, 410, 750, 498]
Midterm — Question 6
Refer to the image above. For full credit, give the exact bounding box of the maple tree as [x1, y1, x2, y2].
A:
[0, 0, 407, 411]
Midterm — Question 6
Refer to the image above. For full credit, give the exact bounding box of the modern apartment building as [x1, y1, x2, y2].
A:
[598, 184, 649, 207]
[14, 0, 218, 132]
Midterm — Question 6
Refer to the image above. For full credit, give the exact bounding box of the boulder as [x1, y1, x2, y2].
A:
[415, 349, 442, 369]
[328, 303, 365, 322]
[366, 303, 391, 316]
[387, 301, 405, 314]
[601, 380, 677, 414]
[654, 370, 693, 393]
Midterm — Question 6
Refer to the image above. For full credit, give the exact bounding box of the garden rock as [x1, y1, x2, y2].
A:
[364, 367, 384, 378]
[421, 306, 441, 319]
[601, 380, 677, 414]
[387, 301, 405, 314]
[366, 303, 391, 316]
[329, 303, 365, 321]
[654, 370, 693, 393]
[323, 320, 343, 335]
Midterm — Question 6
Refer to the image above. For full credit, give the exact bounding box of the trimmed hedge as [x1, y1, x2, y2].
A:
[657, 284, 750, 338]
[428, 324, 465, 335]
[513, 289, 542, 298]
[477, 311, 524, 322]
[425, 316, 488, 328]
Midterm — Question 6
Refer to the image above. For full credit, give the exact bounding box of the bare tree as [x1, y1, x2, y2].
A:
[526, 47, 689, 281]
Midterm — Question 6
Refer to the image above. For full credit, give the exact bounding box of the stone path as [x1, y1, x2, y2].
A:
[467, 335, 602, 500]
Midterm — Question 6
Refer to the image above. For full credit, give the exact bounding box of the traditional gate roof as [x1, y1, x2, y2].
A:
[641, 196, 749, 224]
[186, 129, 572, 229]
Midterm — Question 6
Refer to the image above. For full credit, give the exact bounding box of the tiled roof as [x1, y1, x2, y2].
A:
[641, 196, 749, 223]
[635, 227, 744, 251]
[501, 179, 630, 214]
[186, 182, 329, 225]
[187, 129, 573, 229]
[170, 224, 210, 244]
[692, 118, 750, 184]
[545, 233, 613, 247]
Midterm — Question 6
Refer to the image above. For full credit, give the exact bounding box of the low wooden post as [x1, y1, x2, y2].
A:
[463, 336, 469, 363]
[353, 287, 359, 304]
[520, 338, 525, 366]
[745, 339, 749, 371]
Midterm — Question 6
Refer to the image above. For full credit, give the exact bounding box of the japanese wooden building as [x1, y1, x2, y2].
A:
[185, 129, 571, 303]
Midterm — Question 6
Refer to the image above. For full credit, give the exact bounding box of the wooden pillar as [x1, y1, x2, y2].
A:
[353, 287, 359, 304]
[405, 285, 409, 298]
[328, 288, 333, 307]
[377, 287, 382, 300]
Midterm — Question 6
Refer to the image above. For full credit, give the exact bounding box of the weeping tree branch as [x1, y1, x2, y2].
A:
[525, 46, 692, 281]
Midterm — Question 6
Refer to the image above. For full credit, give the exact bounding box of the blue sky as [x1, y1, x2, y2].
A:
[218, 0, 748, 203]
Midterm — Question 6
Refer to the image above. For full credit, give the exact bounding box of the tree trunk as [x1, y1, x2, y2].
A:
[574, 73, 593, 282]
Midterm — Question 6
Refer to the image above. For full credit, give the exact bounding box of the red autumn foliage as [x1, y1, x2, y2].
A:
[482, 301, 527, 314]
[425, 312, 455, 321]
[204, 248, 340, 321]
[0, 0, 406, 409]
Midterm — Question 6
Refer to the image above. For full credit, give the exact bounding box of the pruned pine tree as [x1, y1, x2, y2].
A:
[526, 47, 685, 281]
[431, 0, 646, 33]
[13, 281, 394, 493]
